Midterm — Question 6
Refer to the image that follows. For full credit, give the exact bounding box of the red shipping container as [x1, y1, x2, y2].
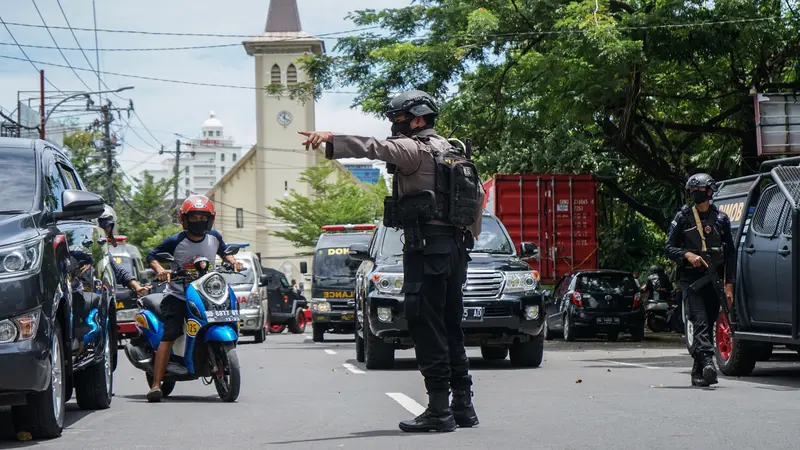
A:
[483, 174, 599, 285]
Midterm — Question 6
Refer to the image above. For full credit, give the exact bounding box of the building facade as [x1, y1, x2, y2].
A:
[148, 111, 243, 198]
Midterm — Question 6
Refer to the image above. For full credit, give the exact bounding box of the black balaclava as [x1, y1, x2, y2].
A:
[391, 119, 414, 137]
[186, 214, 209, 237]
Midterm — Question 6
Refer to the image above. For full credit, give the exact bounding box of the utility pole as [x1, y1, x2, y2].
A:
[160, 139, 195, 221]
[87, 98, 133, 208]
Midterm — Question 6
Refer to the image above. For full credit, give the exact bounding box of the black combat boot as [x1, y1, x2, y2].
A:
[701, 353, 718, 386]
[399, 390, 457, 433]
[691, 357, 707, 387]
[451, 389, 479, 428]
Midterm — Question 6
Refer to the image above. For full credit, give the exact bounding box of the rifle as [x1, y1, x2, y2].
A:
[688, 255, 731, 318]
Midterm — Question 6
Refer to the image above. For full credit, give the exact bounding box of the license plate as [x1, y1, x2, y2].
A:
[205, 310, 239, 322]
[463, 307, 484, 322]
[597, 317, 620, 324]
[341, 314, 354, 321]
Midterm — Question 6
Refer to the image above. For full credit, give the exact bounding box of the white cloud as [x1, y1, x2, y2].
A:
[0, 0, 410, 179]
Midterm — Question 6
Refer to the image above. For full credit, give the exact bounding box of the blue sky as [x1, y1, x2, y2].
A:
[0, 0, 409, 178]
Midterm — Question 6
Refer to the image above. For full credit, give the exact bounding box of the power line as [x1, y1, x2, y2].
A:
[0, 41, 245, 52]
[92, 0, 102, 104]
[0, 14, 63, 93]
[56, 0, 102, 93]
[31, 0, 94, 91]
[131, 109, 168, 148]
[0, 21, 382, 38]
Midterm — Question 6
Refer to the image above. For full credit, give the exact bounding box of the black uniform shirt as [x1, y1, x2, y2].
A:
[665, 205, 737, 284]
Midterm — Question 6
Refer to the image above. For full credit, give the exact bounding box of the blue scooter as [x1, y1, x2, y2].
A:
[124, 246, 243, 402]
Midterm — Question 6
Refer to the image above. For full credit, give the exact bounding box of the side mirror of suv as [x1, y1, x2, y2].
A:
[259, 274, 270, 286]
[520, 242, 537, 258]
[224, 245, 240, 256]
[299, 261, 308, 274]
[348, 243, 371, 262]
[54, 190, 105, 221]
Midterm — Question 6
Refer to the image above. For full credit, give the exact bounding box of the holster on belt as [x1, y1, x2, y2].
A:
[401, 250, 424, 321]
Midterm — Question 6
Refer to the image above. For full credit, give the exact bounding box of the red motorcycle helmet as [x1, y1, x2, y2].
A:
[180, 195, 216, 232]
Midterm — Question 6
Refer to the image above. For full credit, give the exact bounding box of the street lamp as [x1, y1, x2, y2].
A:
[42, 86, 134, 139]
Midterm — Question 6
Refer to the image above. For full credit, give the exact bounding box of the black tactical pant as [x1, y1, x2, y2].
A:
[403, 228, 471, 393]
[681, 279, 720, 357]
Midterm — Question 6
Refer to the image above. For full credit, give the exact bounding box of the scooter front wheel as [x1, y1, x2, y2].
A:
[212, 342, 241, 402]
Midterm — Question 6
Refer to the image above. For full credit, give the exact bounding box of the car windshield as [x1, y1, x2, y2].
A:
[111, 255, 135, 275]
[576, 273, 638, 294]
[381, 216, 514, 255]
[218, 260, 255, 287]
[0, 147, 37, 212]
[313, 248, 362, 278]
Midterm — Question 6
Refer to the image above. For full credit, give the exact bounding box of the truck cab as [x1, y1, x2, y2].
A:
[308, 224, 376, 342]
[714, 157, 800, 376]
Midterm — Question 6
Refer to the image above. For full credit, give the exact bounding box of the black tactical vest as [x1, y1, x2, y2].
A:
[680, 205, 724, 268]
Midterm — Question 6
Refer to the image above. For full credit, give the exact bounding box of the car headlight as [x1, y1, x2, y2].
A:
[201, 274, 228, 305]
[246, 293, 261, 308]
[503, 271, 539, 294]
[311, 301, 330, 312]
[0, 239, 44, 280]
[0, 309, 41, 343]
[371, 272, 404, 295]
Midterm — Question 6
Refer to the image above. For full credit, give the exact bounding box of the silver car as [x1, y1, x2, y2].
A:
[218, 252, 268, 343]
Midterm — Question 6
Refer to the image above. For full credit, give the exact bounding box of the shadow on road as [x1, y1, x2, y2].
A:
[0, 403, 95, 445]
[264, 429, 404, 445]
[120, 394, 223, 403]
[349, 356, 541, 372]
[545, 332, 685, 352]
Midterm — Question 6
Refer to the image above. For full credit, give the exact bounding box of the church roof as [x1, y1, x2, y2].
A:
[265, 0, 302, 33]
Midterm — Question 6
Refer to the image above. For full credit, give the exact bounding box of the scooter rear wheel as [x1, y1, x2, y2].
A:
[146, 374, 176, 398]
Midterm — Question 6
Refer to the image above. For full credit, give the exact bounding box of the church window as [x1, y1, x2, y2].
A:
[270, 64, 281, 85]
[287, 64, 298, 85]
[232, 153, 238, 162]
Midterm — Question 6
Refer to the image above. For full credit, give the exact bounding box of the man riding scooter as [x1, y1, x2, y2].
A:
[98, 206, 151, 298]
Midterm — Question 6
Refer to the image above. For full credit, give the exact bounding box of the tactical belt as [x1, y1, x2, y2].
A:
[421, 224, 459, 237]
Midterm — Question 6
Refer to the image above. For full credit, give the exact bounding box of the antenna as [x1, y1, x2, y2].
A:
[447, 124, 460, 139]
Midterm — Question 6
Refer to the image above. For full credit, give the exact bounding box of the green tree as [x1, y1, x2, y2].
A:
[267, 160, 388, 248]
[62, 129, 130, 202]
[297, 1, 800, 270]
[114, 171, 177, 250]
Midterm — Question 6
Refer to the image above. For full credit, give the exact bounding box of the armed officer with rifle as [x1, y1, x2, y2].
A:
[666, 173, 736, 387]
[299, 90, 484, 433]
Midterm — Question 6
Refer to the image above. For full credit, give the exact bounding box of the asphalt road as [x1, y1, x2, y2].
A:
[3, 330, 800, 449]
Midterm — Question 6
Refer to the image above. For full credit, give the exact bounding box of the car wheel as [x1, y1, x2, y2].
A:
[355, 314, 365, 363]
[543, 320, 555, 341]
[365, 323, 394, 370]
[630, 322, 645, 342]
[288, 309, 307, 334]
[312, 325, 325, 342]
[714, 310, 756, 376]
[606, 331, 619, 342]
[109, 303, 118, 372]
[12, 320, 66, 439]
[480, 346, 508, 360]
[683, 297, 694, 355]
[254, 325, 266, 343]
[74, 318, 114, 410]
[270, 324, 286, 334]
[755, 343, 773, 361]
[563, 315, 576, 342]
[146, 374, 176, 398]
[509, 337, 544, 368]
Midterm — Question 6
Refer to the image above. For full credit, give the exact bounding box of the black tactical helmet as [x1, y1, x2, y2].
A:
[385, 90, 439, 122]
[685, 173, 716, 192]
[648, 265, 660, 274]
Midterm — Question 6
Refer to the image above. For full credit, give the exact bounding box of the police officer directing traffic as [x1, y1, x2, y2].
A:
[666, 173, 736, 387]
[300, 90, 484, 432]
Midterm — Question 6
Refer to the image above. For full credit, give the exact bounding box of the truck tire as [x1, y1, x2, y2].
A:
[509, 337, 544, 368]
[270, 324, 286, 334]
[563, 315, 577, 342]
[714, 311, 757, 377]
[312, 325, 325, 342]
[480, 346, 508, 360]
[756, 343, 773, 361]
[288, 309, 307, 334]
[74, 323, 114, 410]
[543, 320, 555, 340]
[355, 317, 365, 363]
[12, 321, 66, 439]
[365, 327, 394, 370]
[254, 325, 267, 343]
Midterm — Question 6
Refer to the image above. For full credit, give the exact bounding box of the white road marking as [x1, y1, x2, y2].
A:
[599, 360, 661, 370]
[386, 393, 426, 416]
[324, 349, 337, 355]
[342, 363, 365, 374]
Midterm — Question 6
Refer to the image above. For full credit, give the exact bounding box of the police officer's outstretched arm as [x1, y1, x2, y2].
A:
[298, 132, 422, 173]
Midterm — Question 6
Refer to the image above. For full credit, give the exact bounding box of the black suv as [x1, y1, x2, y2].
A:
[349, 212, 545, 369]
[0, 138, 116, 439]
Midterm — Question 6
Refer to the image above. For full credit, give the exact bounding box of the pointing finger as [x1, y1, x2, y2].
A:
[298, 131, 312, 136]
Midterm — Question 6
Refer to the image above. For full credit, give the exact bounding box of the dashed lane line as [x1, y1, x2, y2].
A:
[386, 393, 426, 416]
[342, 363, 365, 374]
[598, 360, 662, 370]
[324, 349, 337, 355]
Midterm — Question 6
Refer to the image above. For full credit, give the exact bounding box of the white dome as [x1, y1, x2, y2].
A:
[203, 111, 223, 129]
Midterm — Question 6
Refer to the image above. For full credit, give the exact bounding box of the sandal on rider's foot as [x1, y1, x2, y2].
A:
[147, 387, 163, 403]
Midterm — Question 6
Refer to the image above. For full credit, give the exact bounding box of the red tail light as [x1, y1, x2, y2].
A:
[570, 291, 583, 307]
[633, 293, 643, 308]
